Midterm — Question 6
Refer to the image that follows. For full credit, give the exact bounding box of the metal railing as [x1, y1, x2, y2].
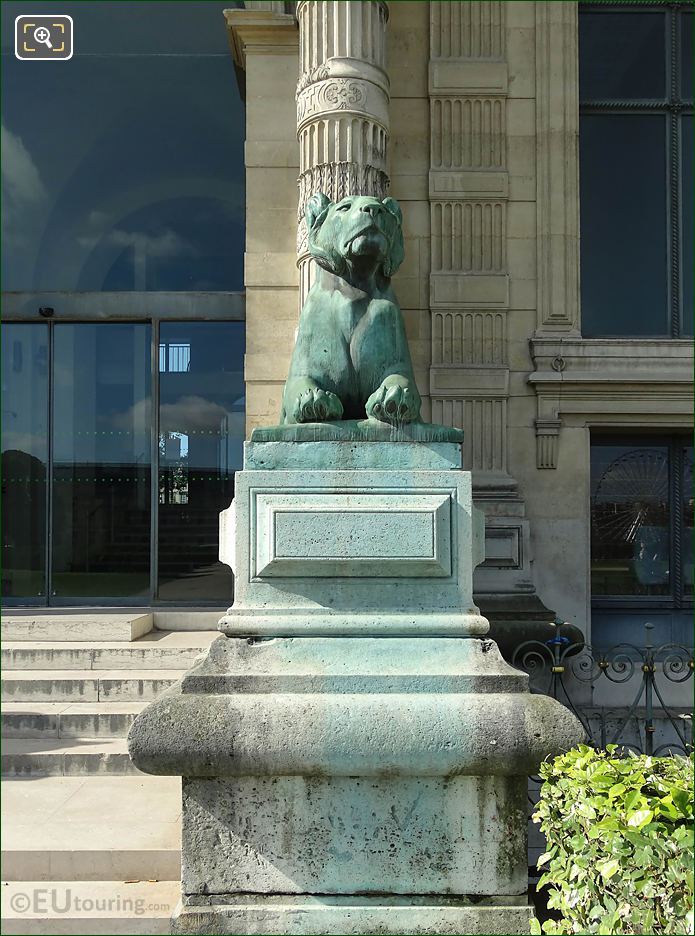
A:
[511, 622, 694, 756]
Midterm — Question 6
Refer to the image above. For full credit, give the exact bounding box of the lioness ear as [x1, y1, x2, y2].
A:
[305, 192, 331, 231]
[382, 197, 403, 227]
[381, 197, 404, 278]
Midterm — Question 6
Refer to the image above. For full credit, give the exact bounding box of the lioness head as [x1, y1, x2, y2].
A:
[305, 193, 405, 286]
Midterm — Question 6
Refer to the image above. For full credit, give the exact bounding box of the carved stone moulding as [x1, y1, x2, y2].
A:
[431, 200, 507, 274]
[430, 0, 504, 60]
[431, 310, 508, 367]
[298, 117, 388, 173]
[297, 0, 389, 75]
[297, 77, 389, 131]
[431, 396, 508, 476]
[296, 59, 389, 97]
[534, 419, 562, 470]
[430, 96, 506, 171]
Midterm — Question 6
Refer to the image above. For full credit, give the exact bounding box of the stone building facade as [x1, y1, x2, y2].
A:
[228, 0, 693, 651]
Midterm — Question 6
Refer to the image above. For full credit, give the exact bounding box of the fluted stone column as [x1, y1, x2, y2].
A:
[296, 0, 391, 302]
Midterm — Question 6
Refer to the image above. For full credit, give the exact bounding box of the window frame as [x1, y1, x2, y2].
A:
[2, 291, 245, 608]
[590, 432, 693, 611]
[579, 1, 693, 338]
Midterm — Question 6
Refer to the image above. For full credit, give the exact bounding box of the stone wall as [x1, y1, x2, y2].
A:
[232, 1, 693, 643]
[227, 8, 300, 433]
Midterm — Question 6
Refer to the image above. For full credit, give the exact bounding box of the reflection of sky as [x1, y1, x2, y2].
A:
[158, 322, 245, 470]
[1, 1, 244, 291]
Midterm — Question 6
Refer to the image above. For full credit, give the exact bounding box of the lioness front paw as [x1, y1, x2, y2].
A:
[292, 387, 344, 423]
[366, 377, 421, 424]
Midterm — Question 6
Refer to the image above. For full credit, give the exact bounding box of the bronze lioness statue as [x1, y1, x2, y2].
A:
[281, 192, 422, 426]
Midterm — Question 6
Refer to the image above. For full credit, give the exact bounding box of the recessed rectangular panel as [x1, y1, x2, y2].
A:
[430, 273, 509, 309]
[254, 493, 451, 578]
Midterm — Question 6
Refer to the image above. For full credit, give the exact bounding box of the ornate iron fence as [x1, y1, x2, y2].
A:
[511, 622, 693, 756]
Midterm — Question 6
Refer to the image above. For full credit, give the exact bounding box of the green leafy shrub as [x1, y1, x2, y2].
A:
[531, 745, 694, 935]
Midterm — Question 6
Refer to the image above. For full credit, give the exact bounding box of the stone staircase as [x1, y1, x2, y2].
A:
[1, 612, 218, 933]
[1, 614, 218, 778]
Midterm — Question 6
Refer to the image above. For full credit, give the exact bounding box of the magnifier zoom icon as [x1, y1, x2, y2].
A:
[34, 26, 53, 48]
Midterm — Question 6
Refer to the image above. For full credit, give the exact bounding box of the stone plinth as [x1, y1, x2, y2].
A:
[128, 439, 584, 935]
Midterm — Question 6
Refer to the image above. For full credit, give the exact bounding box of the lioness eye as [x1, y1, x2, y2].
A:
[337, 203, 351, 211]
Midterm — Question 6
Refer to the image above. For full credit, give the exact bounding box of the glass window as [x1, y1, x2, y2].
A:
[51, 323, 152, 598]
[157, 321, 244, 601]
[580, 115, 668, 337]
[591, 443, 670, 597]
[1, 324, 49, 598]
[682, 115, 693, 334]
[682, 12, 693, 100]
[591, 437, 693, 601]
[683, 446, 694, 598]
[579, 4, 693, 338]
[1, 1, 244, 292]
[580, 12, 666, 100]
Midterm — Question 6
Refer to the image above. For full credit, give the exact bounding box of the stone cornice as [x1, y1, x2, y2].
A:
[529, 337, 694, 385]
[224, 9, 298, 71]
[528, 337, 693, 466]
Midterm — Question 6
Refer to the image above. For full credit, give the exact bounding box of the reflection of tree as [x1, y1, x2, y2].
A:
[1, 449, 46, 588]
[159, 433, 188, 505]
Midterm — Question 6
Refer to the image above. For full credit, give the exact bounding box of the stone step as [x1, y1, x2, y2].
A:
[1, 631, 218, 671]
[2, 703, 145, 739]
[1, 880, 179, 934]
[1, 615, 153, 643]
[2, 775, 181, 880]
[2, 739, 141, 777]
[1, 671, 185, 704]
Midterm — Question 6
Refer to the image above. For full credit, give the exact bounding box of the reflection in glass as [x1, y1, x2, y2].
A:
[684, 447, 693, 597]
[1, 1, 244, 292]
[682, 13, 693, 100]
[580, 115, 668, 336]
[52, 324, 151, 597]
[591, 444, 670, 597]
[1, 324, 48, 598]
[683, 116, 693, 335]
[579, 12, 666, 101]
[157, 322, 244, 601]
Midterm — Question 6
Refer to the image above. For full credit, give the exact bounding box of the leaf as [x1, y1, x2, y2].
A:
[627, 808, 653, 828]
[536, 851, 553, 868]
[598, 858, 620, 879]
[623, 789, 643, 812]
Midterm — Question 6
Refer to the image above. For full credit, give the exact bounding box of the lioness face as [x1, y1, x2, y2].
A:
[306, 192, 405, 283]
[321, 196, 392, 262]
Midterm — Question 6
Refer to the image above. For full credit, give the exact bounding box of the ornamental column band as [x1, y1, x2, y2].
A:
[296, 0, 390, 303]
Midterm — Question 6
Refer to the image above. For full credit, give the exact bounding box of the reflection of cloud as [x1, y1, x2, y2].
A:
[77, 225, 195, 259]
[159, 396, 229, 433]
[1, 125, 45, 205]
[1, 124, 46, 245]
[2, 433, 47, 462]
[113, 395, 232, 434]
[110, 397, 151, 435]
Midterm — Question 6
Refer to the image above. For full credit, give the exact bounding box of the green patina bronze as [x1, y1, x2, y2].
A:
[265, 192, 462, 444]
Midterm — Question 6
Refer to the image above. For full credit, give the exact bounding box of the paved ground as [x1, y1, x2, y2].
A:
[2, 775, 181, 882]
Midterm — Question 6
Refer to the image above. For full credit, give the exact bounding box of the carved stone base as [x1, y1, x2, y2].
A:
[171, 895, 535, 935]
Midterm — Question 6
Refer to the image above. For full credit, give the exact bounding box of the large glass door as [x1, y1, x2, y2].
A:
[2, 324, 49, 599]
[51, 323, 152, 600]
[1, 318, 244, 605]
[157, 321, 244, 601]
